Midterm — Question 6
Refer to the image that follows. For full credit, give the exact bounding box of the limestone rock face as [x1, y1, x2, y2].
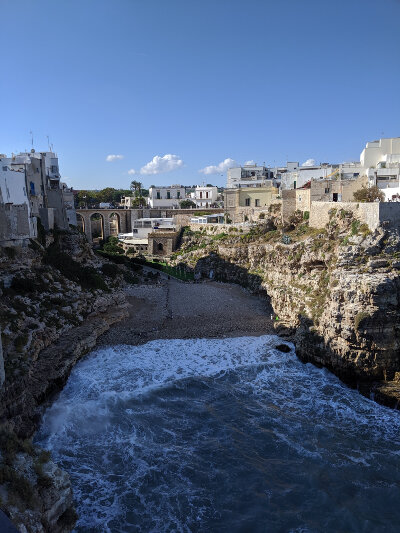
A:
[177, 217, 400, 386]
[5, 452, 75, 533]
[0, 230, 131, 532]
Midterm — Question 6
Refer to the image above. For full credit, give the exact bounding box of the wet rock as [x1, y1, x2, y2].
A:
[275, 344, 291, 353]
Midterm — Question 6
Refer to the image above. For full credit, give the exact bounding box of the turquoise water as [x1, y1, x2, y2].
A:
[36, 336, 400, 532]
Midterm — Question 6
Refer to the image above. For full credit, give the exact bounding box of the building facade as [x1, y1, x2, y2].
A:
[147, 185, 185, 208]
[227, 164, 274, 188]
[0, 149, 76, 246]
[225, 185, 280, 222]
[194, 186, 218, 207]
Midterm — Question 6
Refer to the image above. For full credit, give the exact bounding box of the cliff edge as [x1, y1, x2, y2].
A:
[172, 209, 400, 406]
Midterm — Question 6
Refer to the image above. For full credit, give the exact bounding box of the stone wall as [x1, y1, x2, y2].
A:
[281, 190, 297, 222]
[189, 223, 251, 234]
[0, 204, 31, 245]
[309, 202, 382, 230]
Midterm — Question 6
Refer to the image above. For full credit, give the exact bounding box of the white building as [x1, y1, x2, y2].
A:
[360, 138, 400, 168]
[118, 217, 176, 252]
[227, 164, 274, 189]
[147, 185, 185, 208]
[0, 148, 76, 245]
[119, 217, 175, 240]
[194, 185, 218, 207]
[280, 163, 339, 190]
[358, 138, 400, 196]
[0, 159, 36, 243]
[190, 214, 225, 224]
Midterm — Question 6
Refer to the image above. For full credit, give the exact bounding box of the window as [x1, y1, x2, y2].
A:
[167, 191, 171, 199]
[156, 191, 161, 199]
[51, 165, 58, 173]
[133, 229, 138, 233]
[206, 192, 209, 198]
[2, 166, 7, 171]
[245, 198, 250, 206]
[177, 191, 180, 199]
[255, 199, 260, 207]
[200, 192, 203, 198]
[325, 188, 330, 194]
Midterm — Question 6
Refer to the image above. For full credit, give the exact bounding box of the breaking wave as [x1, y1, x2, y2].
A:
[35, 336, 400, 532]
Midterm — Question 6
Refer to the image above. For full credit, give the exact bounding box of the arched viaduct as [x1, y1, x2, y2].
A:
[76, 207, 224, 243]
[75, 209, 130, 243]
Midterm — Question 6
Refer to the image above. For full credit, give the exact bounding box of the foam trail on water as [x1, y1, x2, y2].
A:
[36, 336, 400, 532]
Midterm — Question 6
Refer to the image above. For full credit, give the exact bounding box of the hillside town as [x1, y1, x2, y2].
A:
[2, 137, 400, 256]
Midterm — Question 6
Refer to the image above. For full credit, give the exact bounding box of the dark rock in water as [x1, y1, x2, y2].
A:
[276, 344, 291, 353]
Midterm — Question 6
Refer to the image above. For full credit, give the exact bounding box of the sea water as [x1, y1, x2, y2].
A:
[35, 336, 400, 532]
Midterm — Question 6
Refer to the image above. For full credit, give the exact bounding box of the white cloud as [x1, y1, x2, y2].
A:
[140, 154, 184, 175]
[302, 158, 316, 167]
[244, 160, 255, 166]
[199, 158, 236, 175]
[106, 154, 124, 162]
[128, 169, 136, 175]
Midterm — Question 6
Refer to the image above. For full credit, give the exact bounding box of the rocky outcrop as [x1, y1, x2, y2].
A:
[173, 213, 400, 403]
[0, 229, 132, 532]
[1, 293, 128, 439]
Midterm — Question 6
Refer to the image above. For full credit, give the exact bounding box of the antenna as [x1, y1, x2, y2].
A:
[47, 135, 51, 151]
[29, 130, 34, 148]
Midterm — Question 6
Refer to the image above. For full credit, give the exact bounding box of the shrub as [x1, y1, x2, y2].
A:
[359, 223, 371, 237]
[351, 220, 361, 235]
[355, 311, 370, 330]
[103, 236, 125, 255]
[45, 251, 108, 291]
[123, 271, 139, 284]
[180, 200, 196, 208]
[353, 185, 384, 203]
[303, 211, 310, 220]
[101, 263, 120, 279]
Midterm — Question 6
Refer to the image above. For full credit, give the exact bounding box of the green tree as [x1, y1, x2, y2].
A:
[353, 185, 385, 203]
[179, 199, 196, 208]
[130, 180, 142, 197]
[103, 236, 125, 254]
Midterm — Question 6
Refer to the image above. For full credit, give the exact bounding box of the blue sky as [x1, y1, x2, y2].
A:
[1, 0, 399, 189]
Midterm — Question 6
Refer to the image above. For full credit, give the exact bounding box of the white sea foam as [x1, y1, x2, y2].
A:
[35, 336, 400, 532]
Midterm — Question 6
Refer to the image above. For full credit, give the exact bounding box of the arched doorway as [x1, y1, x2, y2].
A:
[157, 243, 164, 252]
[90, 213, 104, 244]
[109, 212, 120, 236]
[76, 213, 85, 234]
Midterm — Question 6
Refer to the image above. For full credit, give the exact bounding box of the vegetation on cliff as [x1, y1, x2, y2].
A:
[170, 210, 400, 399]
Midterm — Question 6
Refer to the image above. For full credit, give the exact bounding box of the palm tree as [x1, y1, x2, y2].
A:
[130, 180, 142, 198]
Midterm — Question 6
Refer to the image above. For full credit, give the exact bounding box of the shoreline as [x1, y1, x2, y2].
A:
[97, 277, 275, 348]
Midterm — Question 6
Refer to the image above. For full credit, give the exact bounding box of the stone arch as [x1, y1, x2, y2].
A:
[109, 212, 121, 236]
[90, 212, 105, 243]
[157, 242, 163, 251]
[76, 213, 85, 234]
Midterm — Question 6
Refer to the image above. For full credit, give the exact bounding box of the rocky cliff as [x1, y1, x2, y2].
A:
[172, 210, 400, 406]
[0, 229, 135, 532]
